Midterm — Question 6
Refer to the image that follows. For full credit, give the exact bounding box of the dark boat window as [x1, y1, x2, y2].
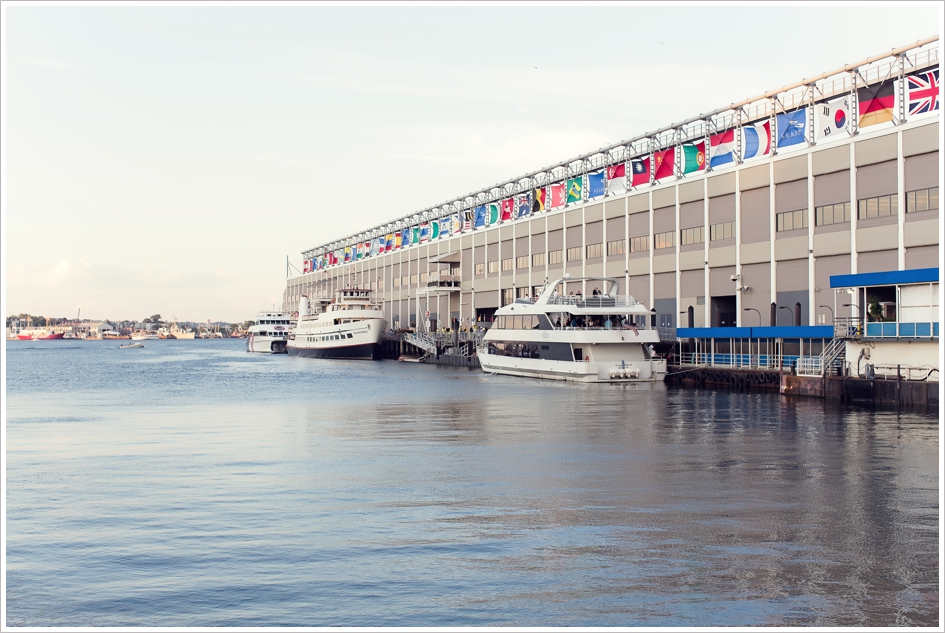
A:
[573, 347, 582, 361]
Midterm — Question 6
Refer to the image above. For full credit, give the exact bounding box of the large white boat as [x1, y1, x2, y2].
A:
[478, 276, 667, 382]
[246, 311, 293, 354]
[287, 288, 387, 360]
[169, 324, 196, 340]
[131, 331, 160, 341]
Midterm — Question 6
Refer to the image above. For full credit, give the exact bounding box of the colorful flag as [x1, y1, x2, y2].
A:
[303, 259, 311, 273]
[488, 203, 499, 225]
[681, 141, 705, 174]
[393, 232, 402, 249]
[452, 213, 462, 234]
[412, 226, 420, 244]
[857, 80, 895, 128]
[606, 163, 627, 195]
[742, 120, 771, 160]
[566, 177, 583, 203]
[907, 69, 939, 116]
[385, 235, 394, 252]
[776, 108, 807, 148]
[517, 193, 531, 218]
[709, 129, 736, 168]
[474, 205, 487, 228]
[533, 187, 547, 213]
[654, 148, 674, 180]
[630, 157, 650, 186]
[587, 171, 605, 198]
[344, 246, 351, 262]
[501, 198, 514, 222]
[816, 96, 850, 140]
[464, 210, 473, 231]
[550, 182, 567, 208]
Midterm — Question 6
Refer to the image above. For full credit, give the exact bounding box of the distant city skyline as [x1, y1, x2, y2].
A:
[3, 3, 941, 322]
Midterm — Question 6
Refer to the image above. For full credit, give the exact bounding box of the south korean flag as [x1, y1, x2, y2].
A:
[816, 96, 851, 141]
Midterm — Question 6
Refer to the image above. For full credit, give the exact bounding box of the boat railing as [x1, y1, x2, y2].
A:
[546, 294, 642, 308]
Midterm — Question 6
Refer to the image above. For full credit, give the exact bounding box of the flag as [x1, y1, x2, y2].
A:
[474, 205, 487, 228]
[464, 210, 473, 231]
[501, 198, 514, 222]
[566, 177, 582, 203]
[452, 213, 462, 234]
[344, 246, 351, 262]
[303, 259, 311, 273]
[385, 235, 394, 252]
[587, 171, 605, 198]
[709, 129, 736, 168]
[394, 232, 402, 249]
[858, 80, 895, 128]
[518, 193, 531, 218]
[488, 203, 499, 225]
[606, 163, 627, 195]
[550, 182, 567, 208]
[411, 226, 420, 244]
[654, 148, 674, 180]
[742, 120, 771, 160]
[907, 69, 938, 116]
[816, 96, 851, 140]
[630, 157, 650, 186]
[776, 108, 807, 148]
[533, 187, 547, 213]
[681, 141, 705, 174]
[419, 222, 430, 242]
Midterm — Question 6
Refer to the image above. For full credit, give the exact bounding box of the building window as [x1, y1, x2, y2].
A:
[857, 194, 898, 219]
[516, 287, 530, 299]
[776, 209, 808, 232]
[410, 274, 418, 285]
[586, 243, 603, 259]
[606, 239, 625, 256]
[419, 272, 427, 283]
[475, 263, 485, 275]
[630, 236, 649, 253]
[653, 231, 675, 249]
[680, 226, 704, 246]
[567, 246, 583, 262]
[709, 221, 734, 241]
[906, 186, 939, 213]
[501, 258, 513, 272]
[393, 277, 400, 287]
[488, 261, 498, 274]
[815, 202, 851, 226]
[501, 288, 514, 306]
[532, 252, 546, 267]
[516, 256, 529, 269]
[549, 250, 563, 265]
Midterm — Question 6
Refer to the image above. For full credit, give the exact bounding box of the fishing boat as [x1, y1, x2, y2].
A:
[477, 276, 667, 382]
[120, 342, 145, 349]
[246, 311, 293, 354]
[287, 288, 386, 360]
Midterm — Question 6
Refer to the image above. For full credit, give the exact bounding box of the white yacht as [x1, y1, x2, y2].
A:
[130, 331, 160, 341]
[287, 288, 387, 360]
[246, 311, 293, 354]
[478, 276, 667, 382]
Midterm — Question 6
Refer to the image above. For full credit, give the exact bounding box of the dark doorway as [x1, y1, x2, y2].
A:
[712, 295, 737, 327]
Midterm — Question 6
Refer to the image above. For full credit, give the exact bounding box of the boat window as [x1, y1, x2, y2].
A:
[347, 333, 353, 338]
[513, 315, 523, 330]
[573, 347, 583, 362]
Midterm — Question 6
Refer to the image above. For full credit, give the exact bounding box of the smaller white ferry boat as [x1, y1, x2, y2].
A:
[478, 276, 667, 382]
[246, 311, 293, 354]
[288, 288, 387, 360]
[131, 331, 160, 341]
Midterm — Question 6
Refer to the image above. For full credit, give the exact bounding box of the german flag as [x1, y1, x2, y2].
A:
[857, 79, 895, 128]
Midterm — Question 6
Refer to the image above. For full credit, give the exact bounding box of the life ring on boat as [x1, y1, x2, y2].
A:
[585, 356, 590, 362]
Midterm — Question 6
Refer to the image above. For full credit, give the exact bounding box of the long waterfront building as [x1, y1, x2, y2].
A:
[285, 39, 941, 337]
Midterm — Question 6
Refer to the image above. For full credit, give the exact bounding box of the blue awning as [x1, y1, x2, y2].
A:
[677, 325, 834, 339]
[830, 267, 939, 289]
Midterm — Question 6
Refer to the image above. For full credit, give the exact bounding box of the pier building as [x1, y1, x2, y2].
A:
[284, 39, 940, 364]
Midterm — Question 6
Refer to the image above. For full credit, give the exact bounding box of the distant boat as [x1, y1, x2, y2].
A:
[131, 331, 160, 341]
[16, 329, 66, 341]
[120, 342, 144, 349]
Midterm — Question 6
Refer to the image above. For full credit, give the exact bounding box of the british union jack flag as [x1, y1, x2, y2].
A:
[907, 69, 939, 116]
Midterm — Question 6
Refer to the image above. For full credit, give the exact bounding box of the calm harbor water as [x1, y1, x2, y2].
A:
[5, 338, 940, 627]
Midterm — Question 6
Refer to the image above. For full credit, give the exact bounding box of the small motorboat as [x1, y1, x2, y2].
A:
[120, 342, 145, 349]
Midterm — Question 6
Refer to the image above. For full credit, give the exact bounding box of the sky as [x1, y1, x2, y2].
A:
[2, 2, 941, 323]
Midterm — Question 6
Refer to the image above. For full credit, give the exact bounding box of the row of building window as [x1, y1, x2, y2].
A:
[857, 194, 898, 220]
[776, 208, 808, 232]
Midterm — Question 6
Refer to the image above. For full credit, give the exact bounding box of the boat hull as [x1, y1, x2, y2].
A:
[287, 342, 381, 360]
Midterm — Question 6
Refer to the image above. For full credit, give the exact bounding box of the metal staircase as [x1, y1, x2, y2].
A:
[820, 337, 847, 376]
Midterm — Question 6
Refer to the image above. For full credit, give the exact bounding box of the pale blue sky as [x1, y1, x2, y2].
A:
[3, 3, 941, 322]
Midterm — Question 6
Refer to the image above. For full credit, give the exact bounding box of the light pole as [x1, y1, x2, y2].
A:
[778, 305, 794, 326]
[819, 304, 834, 323]
[743, 307, 762, 325]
